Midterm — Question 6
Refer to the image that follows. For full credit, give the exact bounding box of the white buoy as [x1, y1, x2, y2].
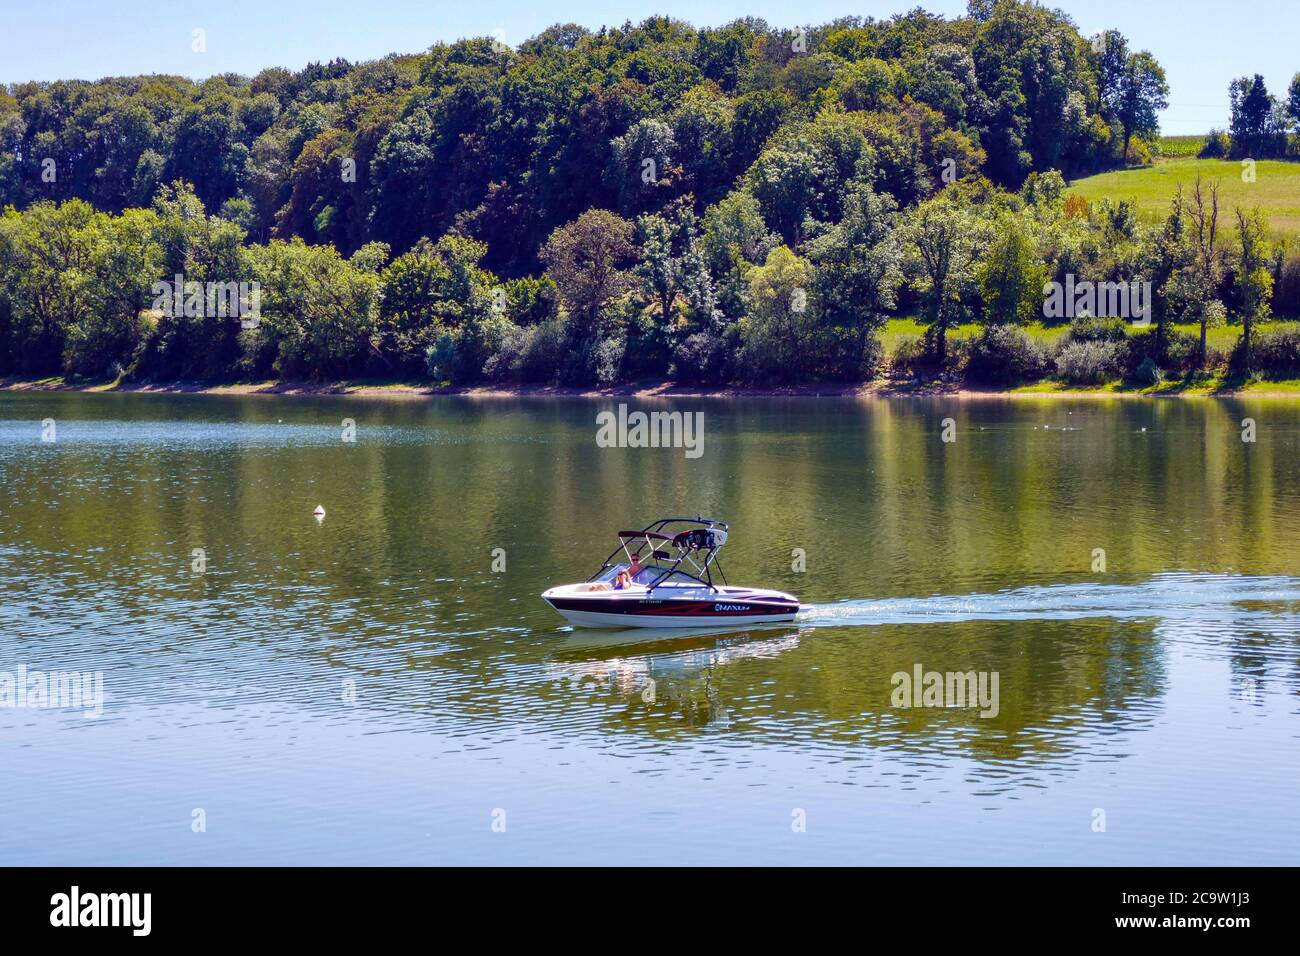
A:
[313, 505, 326, 517]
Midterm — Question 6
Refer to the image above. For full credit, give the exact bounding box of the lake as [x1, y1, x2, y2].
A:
[1, 391, 1297, 865]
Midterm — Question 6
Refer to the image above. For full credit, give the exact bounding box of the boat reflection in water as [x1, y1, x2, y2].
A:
[547, 623, 807, 729]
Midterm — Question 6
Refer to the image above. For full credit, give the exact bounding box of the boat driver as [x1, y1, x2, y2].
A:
[593, 552, 644, 591]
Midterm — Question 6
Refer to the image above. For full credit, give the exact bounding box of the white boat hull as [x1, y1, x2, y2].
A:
[542, 583, 801, 629]
[551, 606, 800, 629]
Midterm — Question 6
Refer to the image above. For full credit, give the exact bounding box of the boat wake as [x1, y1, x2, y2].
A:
[800, 572, 1300, 629]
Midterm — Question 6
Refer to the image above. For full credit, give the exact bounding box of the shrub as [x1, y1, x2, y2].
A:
[1068, 314, 1128, 343]
[1250, 324, 1300, 376]
[1127, 327, 1199, 373]
[1273, 248, 1300, 318]
[591, 335, 626, 386]
[425, 333, 457, 383]
[1165, 330, 1204, 370]
[1056, 339, 1122, 384]
[857, 334, 886, 380]
[965, 324, 1048, 385]
[557, 332, 625, 386]
[1133, 356, 1164, 386]
[483, 316, 571, 384]
[426, 312, 515, 384]
[1199, 130, 1230, 158]
[62, 308, 150, 379]
[671, 329, 734, 384]
[1124, 139, 1154, 167]
[889, 334, 925, 376]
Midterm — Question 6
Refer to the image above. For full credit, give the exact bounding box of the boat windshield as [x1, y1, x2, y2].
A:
[595, 563, 701, 588]
[645, 570, 709, 588]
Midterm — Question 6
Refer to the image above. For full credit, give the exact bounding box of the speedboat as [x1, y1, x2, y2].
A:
[542, 517, 801, 628]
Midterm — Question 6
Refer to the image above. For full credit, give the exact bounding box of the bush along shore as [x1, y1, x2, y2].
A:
[3, 9, 1300, 394]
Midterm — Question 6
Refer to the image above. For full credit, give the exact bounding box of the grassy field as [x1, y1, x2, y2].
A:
[880, 316, 1283, 354]
[1068, 157, 1300, 238]
[880, 316, 1300, 393]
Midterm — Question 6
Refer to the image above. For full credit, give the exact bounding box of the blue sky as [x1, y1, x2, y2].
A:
[2, 0, 1297, 134]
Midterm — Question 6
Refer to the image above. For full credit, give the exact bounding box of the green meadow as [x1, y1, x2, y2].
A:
[880, 316, 1285, 354]
[1069, 157, 1300, 238]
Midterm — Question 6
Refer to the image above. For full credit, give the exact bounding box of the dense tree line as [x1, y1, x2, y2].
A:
[1, 4, 1295, 388]
[3, 4, 1163, 263]
[1200, 72, 1300, 159]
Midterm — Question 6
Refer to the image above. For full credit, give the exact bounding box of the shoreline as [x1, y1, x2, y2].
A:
[2, 376, 1298, 400]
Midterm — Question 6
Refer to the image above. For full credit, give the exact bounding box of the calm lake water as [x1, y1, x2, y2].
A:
[1, 391, 1297, 865]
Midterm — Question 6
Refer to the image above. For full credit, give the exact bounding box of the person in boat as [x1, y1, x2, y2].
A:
[597, 553, 643, 591]
[613, 554, 648, 589]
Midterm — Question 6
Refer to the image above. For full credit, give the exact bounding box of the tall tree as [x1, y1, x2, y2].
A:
[1233, 207, 1273, 372]
[807, 183, 903, 378]
[901, 191, 989, 365]
[1229, 74, 1276, 157]
[1115, 51, 1168, 162]
[1093, 29, 1129, 123]
[977, 214, 1047, 325]
[540, 209, 635, 334]
[1180, 176, 1222, 366]
[1287, 72, 1300, 132]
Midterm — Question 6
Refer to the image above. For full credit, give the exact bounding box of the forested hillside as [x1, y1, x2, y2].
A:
[3, 2, 1295, 388]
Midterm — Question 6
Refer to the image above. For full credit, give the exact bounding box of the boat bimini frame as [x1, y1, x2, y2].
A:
[589, 516, 730, 592]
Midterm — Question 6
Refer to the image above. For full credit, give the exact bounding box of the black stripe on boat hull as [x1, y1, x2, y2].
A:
[545, 597, 797, 618]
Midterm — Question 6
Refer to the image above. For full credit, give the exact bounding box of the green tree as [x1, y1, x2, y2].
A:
[977, 215, 1047, 325]
[1093, 30, 1129, 126]
[144, 182, 251, 378]
[807, 184, 903, 378]
[901, 191, 989, 365]
[1146, 187, 1193, 359]
[65, 207, 162, 377]
[245, 238, 385, 379]
[634, 211, 681, 324]
[703, 189, 778, 322]
[737, 245, 816, 384]
[1233, 207, 1273, 371]
[1114, 51, 1168, 162]
[1179, 175, 1223, 366]
[1229, 75, 1283, 158]
[540, 209, 635, 334]
[0, 200, 99, 373]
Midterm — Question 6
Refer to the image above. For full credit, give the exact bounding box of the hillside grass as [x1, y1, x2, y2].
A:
[1068, 157, 1300, 238]
[880, 316, 1292, 353]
